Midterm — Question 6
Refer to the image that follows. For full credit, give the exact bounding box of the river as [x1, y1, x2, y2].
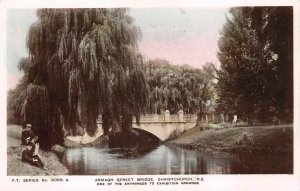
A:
[61, 145, 292, 175]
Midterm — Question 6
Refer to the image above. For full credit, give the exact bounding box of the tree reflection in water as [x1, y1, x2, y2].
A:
[61, 145, 292, 175]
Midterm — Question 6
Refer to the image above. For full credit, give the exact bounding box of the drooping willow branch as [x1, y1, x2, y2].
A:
[21, 8, 147, 148]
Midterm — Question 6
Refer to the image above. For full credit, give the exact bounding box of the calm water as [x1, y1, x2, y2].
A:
[61, 145, 292, 175]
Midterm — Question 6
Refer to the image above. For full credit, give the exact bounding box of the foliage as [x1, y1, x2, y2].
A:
[142, 59, 215, 115]
[216, 7, 293, 124]
[18, 9, 147, 148]
[166, 129, 184, 141]
[7, 77, 27, 124]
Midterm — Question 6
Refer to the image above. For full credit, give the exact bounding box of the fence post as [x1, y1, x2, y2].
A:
[225, 115, 229, 123]
[165, 110, 170, 122]
[220, 113, 224, 123]
[178, 110, 184, 122]
[154, 114, 158, 122]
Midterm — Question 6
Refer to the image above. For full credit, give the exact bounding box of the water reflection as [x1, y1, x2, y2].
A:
[61, 145, 292, 175]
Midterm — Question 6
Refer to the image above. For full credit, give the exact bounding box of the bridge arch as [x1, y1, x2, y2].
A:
[132, 122, 195, 141]
[96, 112, 197, 141]
[95, 122, 195, 142]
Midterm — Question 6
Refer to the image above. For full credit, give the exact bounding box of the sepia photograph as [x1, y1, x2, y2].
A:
[1, 0, 300, 190]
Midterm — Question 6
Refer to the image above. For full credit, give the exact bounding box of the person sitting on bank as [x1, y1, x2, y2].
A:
[21, 136, 47, 170]
[21, 124, 34, 145]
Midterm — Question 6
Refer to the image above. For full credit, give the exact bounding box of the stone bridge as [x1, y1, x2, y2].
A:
[97, 110, 197, 141]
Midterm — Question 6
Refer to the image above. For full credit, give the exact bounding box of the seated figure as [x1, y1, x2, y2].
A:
[21, 136, 46, 169]
[21, 124, 33, 145]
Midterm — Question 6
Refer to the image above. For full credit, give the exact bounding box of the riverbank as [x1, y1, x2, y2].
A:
[166, 124, 293, 154]
[64, 134, 108, 148]
[64, 128, 104, 147]
[7, 125, 68, 176]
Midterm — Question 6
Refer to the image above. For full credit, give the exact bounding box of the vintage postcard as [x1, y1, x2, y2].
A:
[1, 0, 299, 190]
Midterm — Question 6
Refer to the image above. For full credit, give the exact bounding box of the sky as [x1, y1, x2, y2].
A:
[130, 8, 228, 67]
[6, 8, 228, 91]
[6, 9, 38, 91]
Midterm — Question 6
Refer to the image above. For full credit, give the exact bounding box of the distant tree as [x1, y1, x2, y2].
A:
[143, 59, 214, 115]
[7, 79, 27, 125]
[217, 7, 293, 124]
[148, 86, 162, 114]
[251, 7, 293, 122]
[20, 9, 147, 148]
[7, 58, 29, 125]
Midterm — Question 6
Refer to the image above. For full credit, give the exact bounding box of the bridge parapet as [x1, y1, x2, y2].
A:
[183, 115, 197, 122]
[95, 110, 197, 141]
[96, 110, 197, 124]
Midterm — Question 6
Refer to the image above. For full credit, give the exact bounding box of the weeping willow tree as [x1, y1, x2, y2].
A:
[21, 8, 148, 149]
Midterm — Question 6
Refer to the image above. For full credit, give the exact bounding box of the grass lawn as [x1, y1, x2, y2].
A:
[167, 124, 293, 154]
[7, 125, 68, 176]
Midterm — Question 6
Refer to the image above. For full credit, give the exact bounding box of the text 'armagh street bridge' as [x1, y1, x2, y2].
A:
[97, 110, 197, 141]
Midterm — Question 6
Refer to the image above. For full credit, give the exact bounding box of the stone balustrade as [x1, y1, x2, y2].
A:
[96, 110, 198, 124]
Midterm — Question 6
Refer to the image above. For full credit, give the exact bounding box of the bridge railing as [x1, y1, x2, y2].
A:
[169, 115, 179, 122]
[183, 115, 197, 122]
[97, 110, 197, 124]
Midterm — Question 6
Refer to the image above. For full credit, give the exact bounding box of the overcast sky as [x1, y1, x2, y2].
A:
[6, 8, 228, 91]
[6, 9, 37, 91]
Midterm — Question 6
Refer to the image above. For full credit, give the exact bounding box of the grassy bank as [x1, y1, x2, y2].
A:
[166, 124, 293, 154]
[7, 125, 68, 176]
